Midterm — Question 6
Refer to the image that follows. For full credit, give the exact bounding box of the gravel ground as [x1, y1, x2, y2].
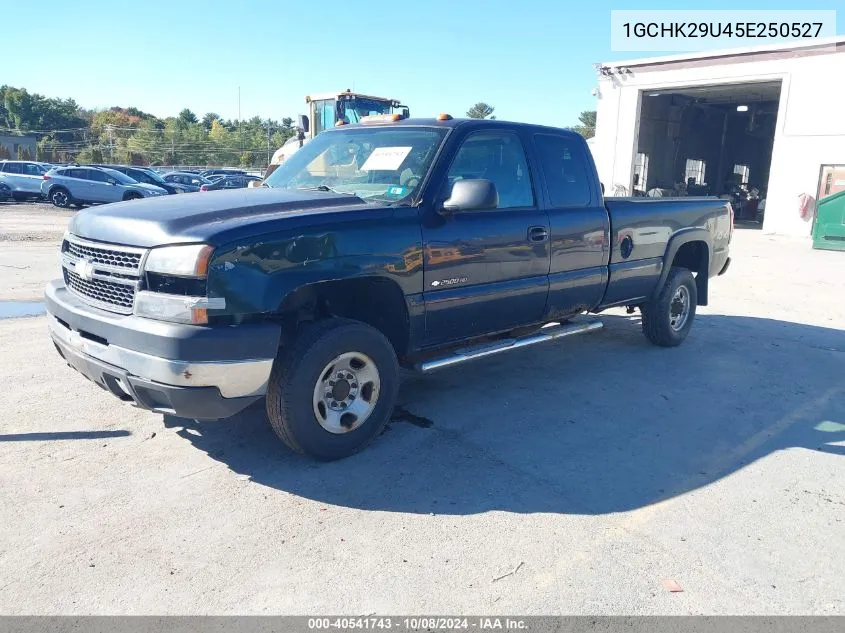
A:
[0, 204, 843, 614]
[0, 201, 69, 301]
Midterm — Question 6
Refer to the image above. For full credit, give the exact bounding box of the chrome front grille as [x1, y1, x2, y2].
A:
[65, 240, 142, 270]
[61, 235, 147, 314]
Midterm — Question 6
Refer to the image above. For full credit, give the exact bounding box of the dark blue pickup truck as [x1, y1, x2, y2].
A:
[45, 115, 732, 460]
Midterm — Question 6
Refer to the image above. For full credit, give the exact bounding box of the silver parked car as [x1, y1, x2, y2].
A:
[0, 160, 52, 200]
[41, 166, 167, 208]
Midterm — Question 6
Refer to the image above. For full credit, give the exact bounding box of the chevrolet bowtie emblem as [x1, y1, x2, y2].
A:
[74, 258, 96, 282]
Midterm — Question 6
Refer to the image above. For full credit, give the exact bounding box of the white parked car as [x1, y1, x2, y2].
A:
[0, 160, 52, 200]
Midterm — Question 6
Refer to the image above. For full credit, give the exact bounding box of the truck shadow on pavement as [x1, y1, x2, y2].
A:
[0, 430, 131, 442]
[164, 313, 845, 515]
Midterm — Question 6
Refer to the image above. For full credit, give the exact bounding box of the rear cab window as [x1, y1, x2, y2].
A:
[533, 134, 592, 207]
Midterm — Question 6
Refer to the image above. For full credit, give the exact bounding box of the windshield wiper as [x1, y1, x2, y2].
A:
[295, 185, 355, 195]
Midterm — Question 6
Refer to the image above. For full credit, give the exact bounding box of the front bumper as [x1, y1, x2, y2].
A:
[45, 280, 281, 420]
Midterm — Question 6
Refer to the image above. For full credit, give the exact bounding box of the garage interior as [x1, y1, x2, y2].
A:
[633, 80, 781, 221]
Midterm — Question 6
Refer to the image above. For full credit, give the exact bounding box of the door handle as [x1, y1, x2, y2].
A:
[528, 226, 549, 242]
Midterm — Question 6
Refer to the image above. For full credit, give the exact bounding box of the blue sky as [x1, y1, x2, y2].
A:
[5, 0, 842, 128]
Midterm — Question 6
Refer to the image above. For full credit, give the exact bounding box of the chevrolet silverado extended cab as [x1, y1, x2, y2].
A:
[45, 116, 732, 460]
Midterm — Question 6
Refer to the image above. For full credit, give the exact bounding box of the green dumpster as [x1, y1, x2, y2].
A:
[812, 189, 845, 251]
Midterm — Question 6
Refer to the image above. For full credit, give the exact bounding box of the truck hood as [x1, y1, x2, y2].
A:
[68, 188, 376, 248]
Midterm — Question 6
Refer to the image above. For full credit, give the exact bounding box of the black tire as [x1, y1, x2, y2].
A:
[49, 187, 72, 208]
[123, 192, 143, 201]
[265, 318, 399, 460]
[641, 267, 697, 347]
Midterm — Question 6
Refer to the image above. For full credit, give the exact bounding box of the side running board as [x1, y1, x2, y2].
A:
[416, 320, 603, 373]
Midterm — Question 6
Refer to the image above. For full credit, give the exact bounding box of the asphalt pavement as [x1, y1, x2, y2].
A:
[0, 205, 842, 614]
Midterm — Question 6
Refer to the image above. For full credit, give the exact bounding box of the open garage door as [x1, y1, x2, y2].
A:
[633, 80, 781, 224]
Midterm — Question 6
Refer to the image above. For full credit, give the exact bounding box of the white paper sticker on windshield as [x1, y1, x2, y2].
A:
[360, 146, 412, 171]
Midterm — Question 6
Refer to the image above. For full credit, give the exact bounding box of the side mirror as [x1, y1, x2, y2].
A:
[401, 107, 410, 119]
[442, 179, 498, 213]
[107, 179, 117, 185]
[600, 182, 605, 195]
[297, 114, 309, 134]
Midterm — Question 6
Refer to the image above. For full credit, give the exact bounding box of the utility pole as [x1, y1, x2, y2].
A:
[238, 86, 243, 157]
[107, 125, 114, 163]
[266, 119, 272, 167]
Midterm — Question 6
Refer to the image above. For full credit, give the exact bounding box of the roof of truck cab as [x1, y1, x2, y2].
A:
[332, 117, 584, 137]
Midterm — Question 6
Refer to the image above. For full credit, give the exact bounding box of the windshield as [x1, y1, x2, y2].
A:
[141, 169, 166, 184]
[340, 97, 393, 124]
[102, 168, 136, 185]
[264, 126, 447, 203]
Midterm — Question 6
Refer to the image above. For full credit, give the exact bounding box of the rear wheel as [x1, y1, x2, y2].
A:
[641, 267, 697, 347]
[49, 187, 71, 208]
[265, 318, 399, 460]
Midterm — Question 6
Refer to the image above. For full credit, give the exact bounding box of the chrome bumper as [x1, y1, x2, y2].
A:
[48, 314, 272, 398]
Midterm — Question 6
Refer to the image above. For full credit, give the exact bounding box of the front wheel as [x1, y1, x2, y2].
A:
[265, 318, 399, 460]
[641, 267, 697, 347]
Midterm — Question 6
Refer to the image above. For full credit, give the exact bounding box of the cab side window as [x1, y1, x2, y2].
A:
[533, 134, 591, 207]
[446, 131, 534, 209]
[86, 170, 110, 183]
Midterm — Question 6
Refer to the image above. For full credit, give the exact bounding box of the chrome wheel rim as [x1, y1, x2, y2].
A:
[669, 285, 691, 331]
[312, 352, 380, 434]
[52, 191, 68, 207]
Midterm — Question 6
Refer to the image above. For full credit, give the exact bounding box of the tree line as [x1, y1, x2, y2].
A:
[0, 85, 296, 167]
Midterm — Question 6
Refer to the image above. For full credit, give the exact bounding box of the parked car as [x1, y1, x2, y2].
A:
[0, 181, 11, 201]
[41, 166, 168, 208]
[161, 171, 213, 193]
[91, 165, 192, 195]
[198, 168, 246, 179]
[44, 117, 731, 460]
[199, 174, 263, 191]
[0, 160, 52, 200]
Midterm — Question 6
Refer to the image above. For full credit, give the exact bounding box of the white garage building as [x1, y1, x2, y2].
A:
[592, 36, 845, 236]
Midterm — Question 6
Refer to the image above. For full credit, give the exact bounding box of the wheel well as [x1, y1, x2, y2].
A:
[671, 240, 709, 305]
[123, 191, 142, 200]
[277, 277, 410, 357]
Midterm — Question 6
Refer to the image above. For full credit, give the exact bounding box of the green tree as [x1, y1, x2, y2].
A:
[466, 102, 495, 119]
[568, 110, 596, 139]
[177, 108, 198, 128]
[3, 87, 35, 129]
[201, 112, 220, 130]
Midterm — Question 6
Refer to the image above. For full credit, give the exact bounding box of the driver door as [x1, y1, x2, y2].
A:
[421, 129, 550, 346]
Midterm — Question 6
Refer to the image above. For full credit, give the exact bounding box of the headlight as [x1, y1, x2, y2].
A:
[144, 244, 214, 277]
[134, 292, 225, 325]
